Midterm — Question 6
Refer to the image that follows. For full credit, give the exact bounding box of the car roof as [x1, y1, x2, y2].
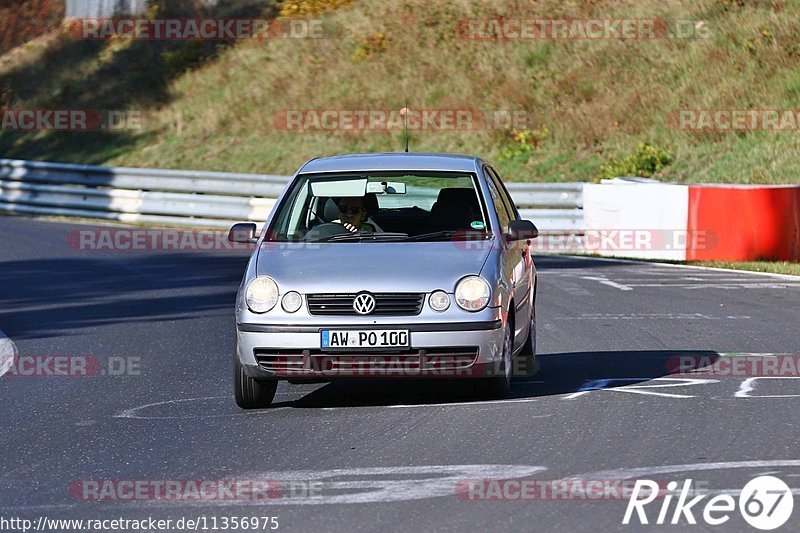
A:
[298, 153, 485, 174]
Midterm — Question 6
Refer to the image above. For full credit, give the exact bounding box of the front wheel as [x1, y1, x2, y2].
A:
[518, 293, 538, 377]
[474, 321, 512, 398]
[234, 353, 278, 409]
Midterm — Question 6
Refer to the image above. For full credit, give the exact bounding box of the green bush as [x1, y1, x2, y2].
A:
[598, 143, 673, 179]
[278, 0, 353, 17]
[499, 127, 549, 163]
[351, 33, 389, 62]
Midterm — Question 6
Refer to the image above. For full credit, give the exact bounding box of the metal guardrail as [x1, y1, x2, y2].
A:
[506, 182, 583, 232]
[0, 158, 284, 229]
[0, 158, 584, 232]
[66, 0, 148, 18]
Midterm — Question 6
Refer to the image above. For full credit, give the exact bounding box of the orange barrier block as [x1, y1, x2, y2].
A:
[687, 186, 800, 261]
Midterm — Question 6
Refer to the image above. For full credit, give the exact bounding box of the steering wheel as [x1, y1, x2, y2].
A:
[303, 222, 350, 241]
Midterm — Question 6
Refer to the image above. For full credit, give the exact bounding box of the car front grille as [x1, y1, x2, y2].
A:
[253, 347, 479, 376]
[306, 293, 424, 316]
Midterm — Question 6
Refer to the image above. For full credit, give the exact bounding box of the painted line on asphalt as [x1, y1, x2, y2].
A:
[736, 377, 800, 398]
[718, 352, 797, 357]
[0, 328, 17, 378]
[603, 282, 798, 290]
[581, 460, 800, 481]
[334, 396, 554, 411]
[563, 377, 719, 399]
[580, 275, 633, 291]
[550, 253, 800, 280]
[226, 464, 548, 506]
[564, 460, 800, 498]
[113, 396, 230, 419]
[116, 354, 800, 419]
[554, 313, 752, 320]
[114, 390, 557, 419]
[4, 465, 550, 509]
[6, 461, 800, 511]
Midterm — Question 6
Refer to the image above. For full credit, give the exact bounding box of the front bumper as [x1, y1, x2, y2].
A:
[236, 319, 505, 380]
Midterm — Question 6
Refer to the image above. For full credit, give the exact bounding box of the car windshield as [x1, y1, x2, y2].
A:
[267, 171, 492, 242]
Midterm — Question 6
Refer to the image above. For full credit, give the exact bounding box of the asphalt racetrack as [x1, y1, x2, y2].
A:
[1, 216, 799, 531]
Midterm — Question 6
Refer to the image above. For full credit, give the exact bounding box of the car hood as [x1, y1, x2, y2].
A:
[255, 240, 493, 293]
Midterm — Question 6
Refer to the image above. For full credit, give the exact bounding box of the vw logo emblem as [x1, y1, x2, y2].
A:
[353, 293, 376, 315]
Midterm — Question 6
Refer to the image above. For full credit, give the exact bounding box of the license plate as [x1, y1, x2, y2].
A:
[321, 329, 410, 349]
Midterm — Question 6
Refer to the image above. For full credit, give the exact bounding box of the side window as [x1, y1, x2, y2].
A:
[484, 170, 511, 232]
[486, 166, 519, 219]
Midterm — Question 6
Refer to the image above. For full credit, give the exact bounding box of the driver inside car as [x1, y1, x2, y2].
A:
[333, 196, 383, 233]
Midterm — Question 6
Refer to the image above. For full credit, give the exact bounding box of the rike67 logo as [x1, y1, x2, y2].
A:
[624, 476, 794, 530]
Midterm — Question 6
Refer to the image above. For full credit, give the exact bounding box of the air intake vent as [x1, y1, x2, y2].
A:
[306, 293, 424, 316]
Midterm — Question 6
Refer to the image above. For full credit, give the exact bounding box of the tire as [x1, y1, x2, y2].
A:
[234, 352, 278, 409]
[474, 321, 512, 398]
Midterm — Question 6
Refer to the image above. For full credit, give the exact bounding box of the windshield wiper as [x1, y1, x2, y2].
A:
[316, 232, 409, 242]
[405, 230, 491, 241]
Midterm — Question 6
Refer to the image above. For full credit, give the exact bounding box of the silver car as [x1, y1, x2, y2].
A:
[229, 153, 539, 408]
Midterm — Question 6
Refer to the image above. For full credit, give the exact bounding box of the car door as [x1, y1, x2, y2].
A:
[485, 166, 532, 349]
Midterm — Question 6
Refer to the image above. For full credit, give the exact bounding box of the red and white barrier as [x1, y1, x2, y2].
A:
[687, 185, 800, 261]
[583, 181, 800, 261]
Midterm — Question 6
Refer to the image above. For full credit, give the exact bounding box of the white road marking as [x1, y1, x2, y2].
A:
[580, 275, 633, 291]
[606, 276, 791, 282]
[8, 461, 800, 511]
[557, 282, 592, 296]
[565, 461, 800, 498]
[116, 360, 800, 419]
[580, 460, 800, 481]
[115, 391, 559, 419]
[2, 464, 549, 509]
[231, 464, 548, 506]
[736, 377, 800, 398]
[615, 282, 798, 290]
[550, 253, 800, 281]
[695, 489, 800, 496]
[115, 396, 247, 419]
[564, 266, 800, 290]
[330, 398, 554, 410]
[720, 352, 795, 357]
[564, 378, 719, 399]
[554, 313, 751, 320]
[0, 329, 17, 378]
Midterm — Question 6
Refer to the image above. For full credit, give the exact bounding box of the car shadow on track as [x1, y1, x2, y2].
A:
[271, 350, 720, 408]
[0, 251, 250, 339]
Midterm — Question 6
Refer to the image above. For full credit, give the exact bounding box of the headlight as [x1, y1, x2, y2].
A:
[429, 290, 450, 312]
[245, 276, 279, 313]
[281, 291, 302, 313]
[455, 276, 490, 311]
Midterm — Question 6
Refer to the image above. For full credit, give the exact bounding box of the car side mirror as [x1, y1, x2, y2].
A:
[228, 222, 257, 243]
[507, 219, 538, 241]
